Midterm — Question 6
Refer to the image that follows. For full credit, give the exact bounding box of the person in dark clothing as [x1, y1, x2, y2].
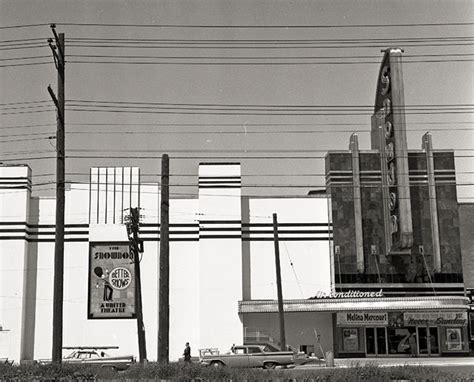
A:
[183, 342, 191, 362]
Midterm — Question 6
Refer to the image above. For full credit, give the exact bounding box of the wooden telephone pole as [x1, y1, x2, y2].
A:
[158, 154, 170, 363]
[48, 24, 65, 364]
[126, 208, 147, 363]
[272, 213, 286, 351]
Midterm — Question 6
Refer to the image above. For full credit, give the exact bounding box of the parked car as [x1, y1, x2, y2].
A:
[199, 345, 294, 369]
[38, 347, 135, 371]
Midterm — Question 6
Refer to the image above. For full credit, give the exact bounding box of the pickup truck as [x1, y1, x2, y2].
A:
[199, 345, 294, 369]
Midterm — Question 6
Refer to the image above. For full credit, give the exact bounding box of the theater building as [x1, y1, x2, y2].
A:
[1, 49, 470, 362]
[239, 49, 470, 357]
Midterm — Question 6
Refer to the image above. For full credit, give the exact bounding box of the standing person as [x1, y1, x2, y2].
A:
[183, 342, 191, 363]
[408, 332, 417, 357]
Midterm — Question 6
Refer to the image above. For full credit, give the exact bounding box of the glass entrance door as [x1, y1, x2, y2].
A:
[429, 327, 439, 354]
[418, 327, 429, 355]
[365, 327, 387, 356]
[417, 327, 440, 356]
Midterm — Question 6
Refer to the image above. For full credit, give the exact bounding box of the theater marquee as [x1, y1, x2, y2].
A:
[88, 242, 136, 319]
[337, 312, 388, 326]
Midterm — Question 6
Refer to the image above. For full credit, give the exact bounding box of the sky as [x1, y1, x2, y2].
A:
[1, 0, 473, 201]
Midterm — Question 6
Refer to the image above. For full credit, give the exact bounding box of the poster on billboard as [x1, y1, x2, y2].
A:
[342, 328, 359, 351]
[446, 328, 463, 351]
[88, 242, 136, 319]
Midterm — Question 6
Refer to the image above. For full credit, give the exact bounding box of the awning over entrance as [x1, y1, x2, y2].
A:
[238, 296, 469, 314]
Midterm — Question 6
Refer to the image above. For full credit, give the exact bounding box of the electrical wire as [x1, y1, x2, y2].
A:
[55, 21, 474, 28]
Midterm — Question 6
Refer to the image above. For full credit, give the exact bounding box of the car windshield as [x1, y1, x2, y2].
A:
[64, 351, 77, 359]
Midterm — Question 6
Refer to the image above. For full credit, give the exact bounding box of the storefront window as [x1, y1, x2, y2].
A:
[342, 328, 359, 352]
[470, 313, 474, 340]
[387, 327, 413, 355]
[446, 328, 463, 351]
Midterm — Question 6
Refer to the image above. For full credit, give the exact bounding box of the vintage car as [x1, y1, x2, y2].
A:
[38, 347, 135, 370]
[199, 345, 294, 369]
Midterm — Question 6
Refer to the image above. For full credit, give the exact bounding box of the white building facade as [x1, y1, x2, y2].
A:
[0, 163, 332, 362]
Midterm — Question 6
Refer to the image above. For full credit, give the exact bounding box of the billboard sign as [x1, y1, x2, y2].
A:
[88, 242, 136, 319]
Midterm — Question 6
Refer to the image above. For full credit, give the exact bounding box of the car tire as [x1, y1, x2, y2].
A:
[264, 362, 277, 369]
[210, 361, 224, 368]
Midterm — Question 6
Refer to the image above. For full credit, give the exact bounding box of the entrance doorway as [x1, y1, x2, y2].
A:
[365, 327, 387, 356]
[417, 327, 440, 356]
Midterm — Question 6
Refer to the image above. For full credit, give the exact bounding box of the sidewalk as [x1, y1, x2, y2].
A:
[334, 356, 474, 368]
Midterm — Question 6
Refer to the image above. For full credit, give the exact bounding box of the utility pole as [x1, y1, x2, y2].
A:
[126, 208, 147, 363]
[272, 213, 286, 351]
[158, 154, 170, 363]
[47, 24, 65, 364]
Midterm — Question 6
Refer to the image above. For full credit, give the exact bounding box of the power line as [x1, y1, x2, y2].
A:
[55, 21, 474, 28]
[66, 43, 474, 49]
[66, 99, 474, 109]
[66, 59, 474, 66]
[67, 36, 474, 43]
[64, 107, 474, 116]
[64, 121, 474, 126]
[0, 100, 50, 106]
[0, 23, 49, 30]
[0, 132, 53, 138]
[0, 124, 55, 130]
[62, 128, 474, 135]
[0, 55, 51, 61]
[67, 53, 474, 60]
[0, 62, 52, 68]
[66, 148, 474, 153]
[65, 154, 474, 159]
[0, 45, 47, 51]
[0, 109, 55, 115]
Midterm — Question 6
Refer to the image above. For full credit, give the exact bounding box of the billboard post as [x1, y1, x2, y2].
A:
[126, 208, 147, 363]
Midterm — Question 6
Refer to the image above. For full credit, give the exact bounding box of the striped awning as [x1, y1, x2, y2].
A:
[238, 296, 470, 314]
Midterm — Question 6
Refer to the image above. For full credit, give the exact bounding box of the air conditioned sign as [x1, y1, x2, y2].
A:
[337, 312, 388, 326]
[88, 242, 136, 319]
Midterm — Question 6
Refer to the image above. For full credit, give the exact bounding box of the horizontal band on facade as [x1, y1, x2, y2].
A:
[0, 237, 89, 242]
[199, 235, 242, 239]
[242, 237, 331, 241]
[199, 220, 242, 224]
[199, 179, 241, 182]
[0, 230, 89, 235]
[140, 230, 199, 235]
[140, 223, 198, 228]
[198, 185, 242, 189]
[0, 222, 89, 228]
[0, 185, 31, 190]
[0, 235, 330, 242]
[242, 222, 331, 227]
[242, 229, 332, 234]
[199, 227, 241, 231]
[0, 182, 31, 186]
[198, 175, 242, 180]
